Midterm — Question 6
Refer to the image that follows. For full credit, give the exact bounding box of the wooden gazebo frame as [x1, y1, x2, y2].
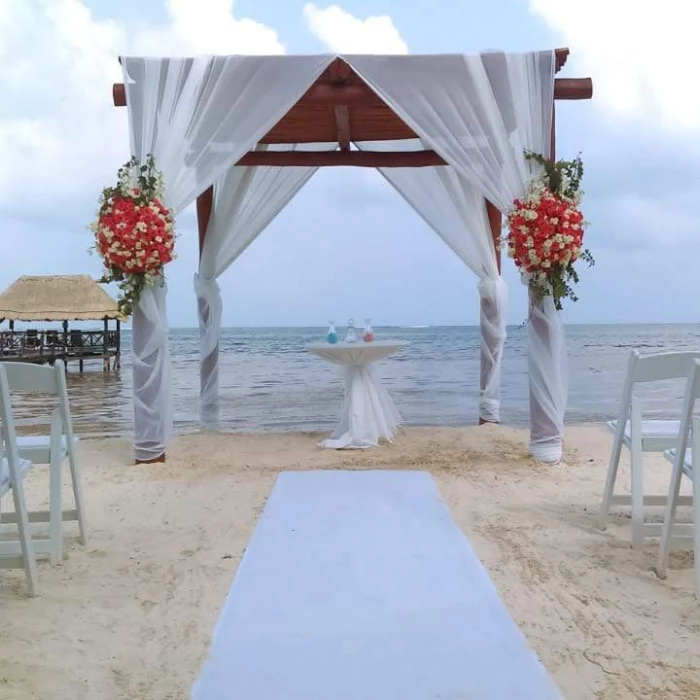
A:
[114, 50, 592, 460]
[114, 48, 592, 272]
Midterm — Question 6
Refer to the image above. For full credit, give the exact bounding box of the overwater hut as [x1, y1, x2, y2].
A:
[0, 275, 122, 371]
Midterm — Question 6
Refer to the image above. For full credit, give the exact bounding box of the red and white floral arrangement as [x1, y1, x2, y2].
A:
[506, 153, 593, 310]
[91, 155, 175, 316]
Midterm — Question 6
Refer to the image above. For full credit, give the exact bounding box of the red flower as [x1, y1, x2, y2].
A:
[96, 194, 174, 276]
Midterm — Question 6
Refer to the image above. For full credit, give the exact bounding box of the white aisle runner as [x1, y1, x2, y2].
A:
[192, 471, 562, 700]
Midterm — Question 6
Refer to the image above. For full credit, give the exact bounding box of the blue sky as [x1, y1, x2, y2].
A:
[1, 0, 698, 327]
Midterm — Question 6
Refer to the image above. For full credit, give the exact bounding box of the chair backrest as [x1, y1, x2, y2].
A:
[0, 364, 21, 486]
[1, 362, 60, 395]
[0, 361, 75, 447]
[615, 350, 700, 423]
[672, 360, 700, 469]
[632, 351, 700, 383]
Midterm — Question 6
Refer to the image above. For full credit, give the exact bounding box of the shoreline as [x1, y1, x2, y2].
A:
[1, 425, 699, 699]
[17, 418, 613, 440]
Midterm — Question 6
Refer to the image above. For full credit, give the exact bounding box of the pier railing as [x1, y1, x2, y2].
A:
[0, 329, 120, 361]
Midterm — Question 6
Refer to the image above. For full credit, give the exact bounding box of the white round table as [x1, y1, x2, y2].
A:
[308, 340, 408, 449]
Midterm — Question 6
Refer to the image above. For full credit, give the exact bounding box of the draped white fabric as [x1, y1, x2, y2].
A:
[355, 138, 506, 422]
[478, 277, 508, 422]
[121, 51, 564, 460]
[346, 51, 564, 457]
[130, 282, 172, 461]
[195, 143, 335, 428]
[528, 292, 567, 462]
[346, 53, 555, 211]
[121, 54, 334, 458]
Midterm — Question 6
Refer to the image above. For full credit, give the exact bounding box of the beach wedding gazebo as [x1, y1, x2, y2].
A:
[111, 49, 592, 463]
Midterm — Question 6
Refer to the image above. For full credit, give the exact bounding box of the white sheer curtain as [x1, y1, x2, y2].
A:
[528, 292, 567, 461]
[196, 143, 336, 428]
[346, 51, 565, 461]
[355, 139, 506, 422]
[121, 54, 333, 459]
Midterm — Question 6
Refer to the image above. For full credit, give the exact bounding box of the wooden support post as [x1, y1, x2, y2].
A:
[527, 102, 561, 458]
[196, 185, 220, 430]
[103, 316, 109, 372]
[115, 319, 121, 370]
[486, 201, 502, 274]
[62, 320, 68, 366]
[197, 186, 214, 253]
[550, 102, 556, 159]
[480, 200, 503, 426]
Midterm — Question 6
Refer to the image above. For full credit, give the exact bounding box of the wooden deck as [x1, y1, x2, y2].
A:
[0, 329, 120, 372]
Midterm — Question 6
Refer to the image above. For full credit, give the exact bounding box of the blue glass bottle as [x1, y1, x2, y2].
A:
[326, 321, 338, 344]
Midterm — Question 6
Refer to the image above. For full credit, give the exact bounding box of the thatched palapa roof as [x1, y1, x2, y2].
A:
[0, 275, 122, 322]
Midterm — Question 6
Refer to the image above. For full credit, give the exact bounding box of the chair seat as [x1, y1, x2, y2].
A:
[16, 434, 78, 462]
[0, 458, 33, 493]
[607, 419, 681, 448]
[664, 448, 694, 478]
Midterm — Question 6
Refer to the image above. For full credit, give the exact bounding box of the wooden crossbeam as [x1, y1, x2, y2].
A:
[235, 150, 445, 167]
[112, 77, 592, 108]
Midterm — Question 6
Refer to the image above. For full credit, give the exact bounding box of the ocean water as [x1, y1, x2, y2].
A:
[10, 324, 700, 437]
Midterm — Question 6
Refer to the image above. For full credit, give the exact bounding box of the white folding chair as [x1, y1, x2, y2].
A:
[598, 350, 700, 549]
[0, 364, 38, 596]
[657, 361, 700, 598]
[0, 361, 86, 565]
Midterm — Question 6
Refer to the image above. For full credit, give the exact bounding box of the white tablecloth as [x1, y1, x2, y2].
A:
[308, 340, 408, 449]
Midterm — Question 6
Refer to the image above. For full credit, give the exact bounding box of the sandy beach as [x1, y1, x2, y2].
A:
[1, 424, 699, 699]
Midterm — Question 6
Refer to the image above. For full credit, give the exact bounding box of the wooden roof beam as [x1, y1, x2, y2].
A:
[334, 105, 351, 151]
[112, 76, 592, 108]
[328, 59, 351, 150]
[236, 150, 445, 167]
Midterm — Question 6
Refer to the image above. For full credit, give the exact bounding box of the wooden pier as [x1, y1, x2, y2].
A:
[0, 324, 121, 372]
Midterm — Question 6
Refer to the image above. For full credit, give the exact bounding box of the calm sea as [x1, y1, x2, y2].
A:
[11, 325, 700, 437]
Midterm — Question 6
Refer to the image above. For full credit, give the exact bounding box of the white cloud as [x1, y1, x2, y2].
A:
[0, 0, 284, 221]
[531, 0, 700, 130]
[303, 3, 408, 54]
[135, 0, 284, 55]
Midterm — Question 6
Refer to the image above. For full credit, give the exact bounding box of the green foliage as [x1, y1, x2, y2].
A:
[525, 151, 584, 200]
